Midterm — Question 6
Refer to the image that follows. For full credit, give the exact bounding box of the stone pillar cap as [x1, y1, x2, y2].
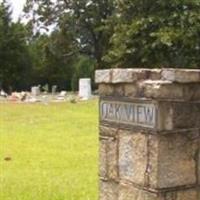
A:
[95, 68, 200, 84]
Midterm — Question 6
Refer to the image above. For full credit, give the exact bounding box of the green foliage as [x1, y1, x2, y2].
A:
[71, 55, 96, 91]
[105, 0, 200, 68]
[1, 0, 200, 92]
[24, 0, 116, 68]
[0, 1, 32, 91]
[29, 29, 77, 90]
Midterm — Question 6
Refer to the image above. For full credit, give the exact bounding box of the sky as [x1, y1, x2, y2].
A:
[1, 0, 55, 33]
[0, 0, 26, 21]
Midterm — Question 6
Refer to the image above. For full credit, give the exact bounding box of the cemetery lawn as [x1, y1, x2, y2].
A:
[0, 100, 98, 200]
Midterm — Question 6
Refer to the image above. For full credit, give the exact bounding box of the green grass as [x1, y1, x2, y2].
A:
[0, 100, 99, 200]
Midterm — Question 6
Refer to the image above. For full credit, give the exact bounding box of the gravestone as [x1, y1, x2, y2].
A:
[52, 85, 57, 95]
[95, 69, 200, 200]
[31, 86, 40, 96]
[79, 78, 92, 100]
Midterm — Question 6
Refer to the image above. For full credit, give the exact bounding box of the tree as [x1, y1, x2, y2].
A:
[28, 28, 77, 90]
[24, 0, 116, 68]
[0, 0, 32, 92]
[104, 0, 200, 68]
[71, 55, 96, 91]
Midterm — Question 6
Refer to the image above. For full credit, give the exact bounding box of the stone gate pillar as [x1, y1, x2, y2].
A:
[95, 69, 200, 200]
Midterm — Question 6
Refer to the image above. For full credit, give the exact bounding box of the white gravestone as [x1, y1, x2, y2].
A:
[79, 78, 92, 100]
[31, 86, 40, 96]
[52, 85, 57, 95]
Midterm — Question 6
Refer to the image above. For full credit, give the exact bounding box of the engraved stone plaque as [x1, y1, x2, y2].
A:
[100, 99, 156, 128]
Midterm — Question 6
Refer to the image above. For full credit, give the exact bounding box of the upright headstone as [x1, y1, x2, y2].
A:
[31, 86, 40, 96]
[96, 68, 200, 200]
[79, 78, 92, 100]
[52, 85, 57, 95]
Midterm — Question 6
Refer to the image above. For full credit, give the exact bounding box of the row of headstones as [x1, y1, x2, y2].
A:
[31, 85, 57, 96]
[31, 78, 92, 100]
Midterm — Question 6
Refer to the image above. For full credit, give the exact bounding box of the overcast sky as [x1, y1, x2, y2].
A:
[0, 0, 26, 21]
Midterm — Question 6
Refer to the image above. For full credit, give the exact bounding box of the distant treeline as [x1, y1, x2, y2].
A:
[0, 0, 200, 92]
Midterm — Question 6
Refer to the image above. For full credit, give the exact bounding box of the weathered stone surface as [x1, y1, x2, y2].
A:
[119, 183, 159, 200]
[148, 135, 159, 188]
[147, 69, 162, 80]
[183, 83, 200, 101]
[96, 68, 200, 84]
[139, 80, 200, 101]
[100, 140, 107, 178]
[156, 132, 199, 188]
[100, 138, 118, 180]
[111, 69, 162, 84]
[140, 80, 184, 100]
[162, 69, 200, 83]
[95, 70, 111, 83]
[132, 69, 151, 81]
[100, 126, 118, 137]
[171, 102, 200, 130]
[96, 69, 200, 100]
[124, 84, 138, 97]
[112, 69, 136, 83]
[176, 189, 199, 200]
[114, 84, 124, 96]
[119, 185, 199, 200]
[198, 146, 200, 185]
[119, 131, 149, 185]
[97, 68, 200, 200]
[157, 102, 174, 131]
[98, 84, 114, 96]
[100, 181, 118, 200]
[157, 102, 200, 131]
[118, 130, 199, 189]
[119, 131, 159, 188]
[163, 189, 199, 200]
[99, 80, 200, 101]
